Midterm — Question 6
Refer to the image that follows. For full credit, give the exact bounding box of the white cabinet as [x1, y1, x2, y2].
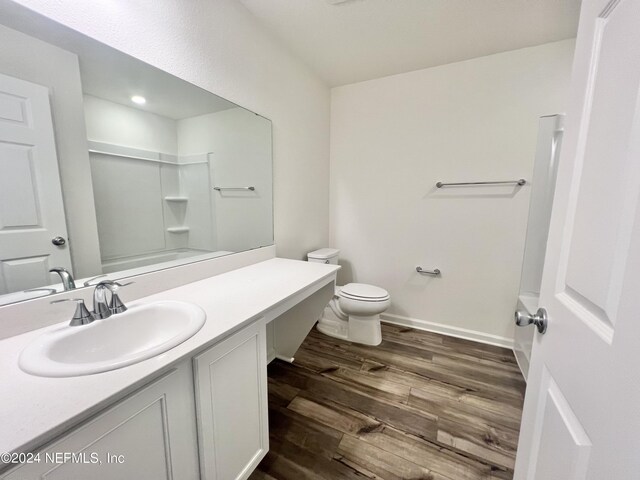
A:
[193, 319, 268, 480]
[1, 319, 269, 480]
[2, 362, 200, 480]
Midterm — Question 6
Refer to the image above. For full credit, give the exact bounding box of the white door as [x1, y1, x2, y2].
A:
[0, 72, 72, 295]
[514, 0, 640, 478]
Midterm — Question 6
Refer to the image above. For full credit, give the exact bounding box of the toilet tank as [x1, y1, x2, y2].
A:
[307, 248, 340, 264]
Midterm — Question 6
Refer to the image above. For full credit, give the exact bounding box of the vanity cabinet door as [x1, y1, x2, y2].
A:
[2, 362, 200, 480]
[194, 319, 268, 480]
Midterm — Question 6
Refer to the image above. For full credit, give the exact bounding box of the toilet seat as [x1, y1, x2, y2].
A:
[338, 283, 390, 302]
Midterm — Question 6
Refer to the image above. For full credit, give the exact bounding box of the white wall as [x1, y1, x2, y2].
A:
[90, 152, 168, 260]
[0, 24, 102, 278]
[83, 95, 178, 154]
[84, 97, 186, 263]
[330, 40, 575, 345]
[178, 108, 273, 252]
[11, 0, 331, 260]
[178, 159, 216, 252]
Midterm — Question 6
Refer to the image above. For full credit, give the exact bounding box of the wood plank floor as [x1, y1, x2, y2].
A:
[250, 323, 526, 480]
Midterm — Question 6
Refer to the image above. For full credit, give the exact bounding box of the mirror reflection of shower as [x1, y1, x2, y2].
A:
[514, 114, 565, 379]
[84, 95, 273, 275]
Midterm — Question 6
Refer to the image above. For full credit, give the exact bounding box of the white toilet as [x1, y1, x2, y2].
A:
[307, 248, 390, 346]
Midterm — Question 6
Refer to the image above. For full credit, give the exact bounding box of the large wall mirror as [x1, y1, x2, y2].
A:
[0, 4, 273, 306]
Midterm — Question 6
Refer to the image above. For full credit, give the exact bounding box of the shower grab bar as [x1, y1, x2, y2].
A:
[435, 178, 526, 188]
[213, 186, 255, 191]
[416, 266, 441, 276]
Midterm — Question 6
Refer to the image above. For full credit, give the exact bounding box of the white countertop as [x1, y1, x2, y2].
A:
[0, 258, 339, 456]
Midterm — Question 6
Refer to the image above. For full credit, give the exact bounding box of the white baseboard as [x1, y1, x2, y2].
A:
[513, 347, 530, 382]
[380, 313, 514, 349]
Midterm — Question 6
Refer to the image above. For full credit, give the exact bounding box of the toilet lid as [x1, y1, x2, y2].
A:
[339, 283, 390, 301]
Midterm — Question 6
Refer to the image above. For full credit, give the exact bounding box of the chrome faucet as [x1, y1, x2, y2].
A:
[49, 267, 76, 291]
[92, 280, 132, 319]
[51, 280, 132, 326]
[93, 282, 112, 320]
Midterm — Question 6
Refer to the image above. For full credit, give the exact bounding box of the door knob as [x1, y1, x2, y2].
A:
[52, 236, 66, 246]
[515, 307, 548, 334]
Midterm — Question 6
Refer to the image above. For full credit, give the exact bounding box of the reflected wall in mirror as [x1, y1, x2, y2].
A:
[0, 5, 273, 306]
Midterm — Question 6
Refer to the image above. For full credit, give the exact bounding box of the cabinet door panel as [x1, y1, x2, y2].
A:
[194, 320, 268, 480]
[3, 363, 199, 480]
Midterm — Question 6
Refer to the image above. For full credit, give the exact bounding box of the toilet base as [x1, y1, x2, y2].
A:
[348, 314, 382, 346]
[316, 316, 349, 341]
[316, 306, 382, 346]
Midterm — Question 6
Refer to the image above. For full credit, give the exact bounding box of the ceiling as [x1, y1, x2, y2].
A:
[0, 3, 237, 120]
[238, 0, 581, 86]
[77, 47, 237, 120]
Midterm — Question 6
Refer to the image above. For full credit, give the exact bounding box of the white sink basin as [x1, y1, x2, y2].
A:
[19, 301, 206, 377]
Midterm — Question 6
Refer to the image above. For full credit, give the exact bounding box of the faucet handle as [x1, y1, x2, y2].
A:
[51, 298, 94, 326]
[94, 279, 133, 288]
[83, 274, 107, 287]
[107, 281, 134, 314]
[83, 275, 135, 287]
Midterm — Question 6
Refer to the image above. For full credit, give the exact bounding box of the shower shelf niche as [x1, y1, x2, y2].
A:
[164, 196, 189, 202]
[167, 227, 190, 234]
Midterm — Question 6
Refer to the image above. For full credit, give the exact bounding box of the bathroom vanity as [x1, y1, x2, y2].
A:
[0, 257, 339, 479]
[0, 5, 338, 478]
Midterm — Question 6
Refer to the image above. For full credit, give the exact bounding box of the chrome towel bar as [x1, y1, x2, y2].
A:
[213, 186, 255, 191]
[435, 179, 526, 188]
[416, 266, 441, 276]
